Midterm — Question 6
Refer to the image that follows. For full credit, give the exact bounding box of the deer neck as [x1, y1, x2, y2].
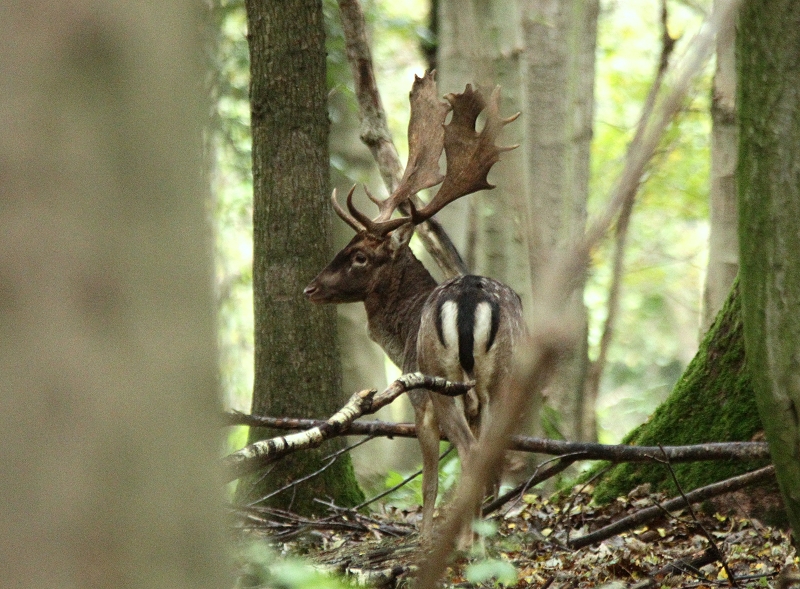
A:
[363, 251, 437, 370]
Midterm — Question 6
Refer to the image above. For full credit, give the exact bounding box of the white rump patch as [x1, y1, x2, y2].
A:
[438, 300, 462, 377]
[473, 301, 495, 357]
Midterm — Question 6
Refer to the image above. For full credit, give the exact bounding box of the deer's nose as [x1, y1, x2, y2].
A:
[303, 284, 318, 298]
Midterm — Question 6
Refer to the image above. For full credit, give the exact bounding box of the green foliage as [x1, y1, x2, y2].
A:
[588, 0, 713, 442]
[208, 0, 254, 416]
[465, 558, 518, 587]
[235, 542, 351, 589]
[381, 445, 461, 509]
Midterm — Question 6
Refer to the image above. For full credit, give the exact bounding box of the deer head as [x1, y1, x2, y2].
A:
[304, 71, 518, 306]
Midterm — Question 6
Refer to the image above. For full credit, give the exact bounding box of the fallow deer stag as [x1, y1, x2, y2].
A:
[304, 71, 524, 543]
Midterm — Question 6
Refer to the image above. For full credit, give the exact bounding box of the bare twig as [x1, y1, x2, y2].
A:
[354, 447, 454, 512]
[567, 465, 774, 549]
[481, 454, 584, 516]
[336, 0, 466, 277]
[657, 446, 739, 586]
[246, 436, 374, 507]
[223, 373, 471, 481]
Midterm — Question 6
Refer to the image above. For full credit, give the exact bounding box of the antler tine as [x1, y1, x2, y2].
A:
[346, 184, 408, 236]
[348, 71, 451, 237]
[331, 186, 365, 233]
[410, 83, 518, 225]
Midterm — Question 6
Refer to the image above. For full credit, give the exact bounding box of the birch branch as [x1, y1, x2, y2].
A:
[223, 373, 471, 482]
[226, 412, 770, 463]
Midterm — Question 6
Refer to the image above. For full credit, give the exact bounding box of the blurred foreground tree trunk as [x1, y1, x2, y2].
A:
[0, 2, 228, 586]
[702, 0, 739, 332]
[241, 0, 363, 513]
[738, 0, 800, 537]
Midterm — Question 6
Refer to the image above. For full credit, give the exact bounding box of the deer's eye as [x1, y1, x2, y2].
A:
[352, 252, 368, 266]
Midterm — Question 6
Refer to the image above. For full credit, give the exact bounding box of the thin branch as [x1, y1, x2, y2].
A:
[225, 411, 771, 463]
[336, 0, 467, 277]
[584, 0, 677, 417]
[223, 373, 471, 481]
[657, 446, 738, 587]
[481, 454, 583, 516]
[246, 436, 374, 508]
[354, 446, 454, 512]
[567, 465, 775, 549]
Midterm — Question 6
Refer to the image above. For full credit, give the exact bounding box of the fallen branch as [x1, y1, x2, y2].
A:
[567, 465, 775, 549]
[226, 411, 770, 463]
[657, 447, 739, 586]
[223, 373, 471, 481]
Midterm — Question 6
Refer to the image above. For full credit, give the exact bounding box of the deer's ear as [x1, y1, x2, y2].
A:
[389, 223, 415, 255]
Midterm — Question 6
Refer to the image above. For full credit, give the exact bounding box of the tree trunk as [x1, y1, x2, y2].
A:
[702, 0, 739, 332]
[436, 0, 529, 294]
[593, 281, 770, 505]
[738, 0, 800, 537]
[242, 0, 363, 513]
[519, 0, 598, 443]
[0, 2, 227, 586]
[436, 0, 598, 444]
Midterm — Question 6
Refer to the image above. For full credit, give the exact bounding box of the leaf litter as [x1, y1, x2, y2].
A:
[237, 482, 797, 588]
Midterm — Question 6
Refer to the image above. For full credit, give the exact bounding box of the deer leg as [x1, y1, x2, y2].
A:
[428, 393, 480, 549]
[416, 398, 440, 541]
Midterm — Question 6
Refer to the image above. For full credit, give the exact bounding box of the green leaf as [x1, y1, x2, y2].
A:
[464, 558, 518, 586]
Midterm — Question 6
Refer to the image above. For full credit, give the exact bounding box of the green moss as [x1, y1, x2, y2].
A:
[593, 279, 767, 503]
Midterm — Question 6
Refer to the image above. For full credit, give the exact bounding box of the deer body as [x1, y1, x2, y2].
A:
[304, 72, 521, 543]
[418, 275, 525, 438]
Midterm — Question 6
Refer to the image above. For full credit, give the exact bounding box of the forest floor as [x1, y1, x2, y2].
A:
[238, 482, 798, 589]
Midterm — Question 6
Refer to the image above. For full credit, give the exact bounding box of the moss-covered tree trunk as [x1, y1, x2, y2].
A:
[738, 0, 800, 537]
[240, 0, 363, 513]
[594, 280, 767, 503]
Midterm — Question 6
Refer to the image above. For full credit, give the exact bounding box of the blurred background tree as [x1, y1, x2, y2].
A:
[211, 0, 718, 494]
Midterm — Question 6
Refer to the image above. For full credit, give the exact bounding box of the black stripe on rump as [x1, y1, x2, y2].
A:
[432, 276, 502, 374]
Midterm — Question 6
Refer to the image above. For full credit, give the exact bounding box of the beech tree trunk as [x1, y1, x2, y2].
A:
[738, 0, 800, 537]
[436, 0, 598, 444]
[0, 2, 227, 586]
[242, 0, 363, 513]
[702, 0, 739, 332]
[520, 0, 598, 443]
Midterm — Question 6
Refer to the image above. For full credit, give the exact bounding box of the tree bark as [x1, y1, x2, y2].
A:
[436, 0, 529, 296]
[0, 2, 227, 586]
[738, 0, 800, 538]
[436, 0, 598, 443]
[519, 0, 598, 442]
[242, 0, 363, 513]
[702, 0, 739, 332]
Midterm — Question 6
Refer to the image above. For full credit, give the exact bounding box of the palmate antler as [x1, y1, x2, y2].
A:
[332, 71, 519, 236]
